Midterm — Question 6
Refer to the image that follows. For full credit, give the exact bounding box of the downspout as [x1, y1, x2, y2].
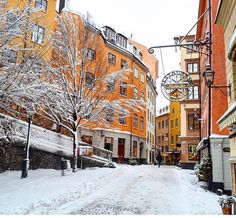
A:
[198, 51, 201, 164]
[130, 60, 134, 159]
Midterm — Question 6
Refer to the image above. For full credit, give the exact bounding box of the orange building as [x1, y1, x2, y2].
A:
[129, 39, 158, 164]
[80, 25, 157, 164]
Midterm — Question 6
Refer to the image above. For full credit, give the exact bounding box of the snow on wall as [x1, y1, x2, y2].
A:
[211, 137, 231, 190]
[0, 113, 73, 157]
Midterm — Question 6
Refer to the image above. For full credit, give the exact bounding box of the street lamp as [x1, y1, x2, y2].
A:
[21, 109, 34, 179]
[203, 65, 215, 87]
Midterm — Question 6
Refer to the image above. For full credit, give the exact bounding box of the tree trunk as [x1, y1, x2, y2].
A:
[72, 131, 78, 172]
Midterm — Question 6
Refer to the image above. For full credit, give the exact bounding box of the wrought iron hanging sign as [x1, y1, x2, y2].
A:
[161, 70, 193, 101]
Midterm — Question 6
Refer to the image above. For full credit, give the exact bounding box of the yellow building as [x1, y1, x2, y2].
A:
[6, 0, 58, 61]
[179, 34, 200, 169]
[169, 101, 181, 164]
[216, 0, 236, 212]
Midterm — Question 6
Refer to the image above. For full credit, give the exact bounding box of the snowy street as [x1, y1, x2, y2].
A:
[0, 165, 222, 215]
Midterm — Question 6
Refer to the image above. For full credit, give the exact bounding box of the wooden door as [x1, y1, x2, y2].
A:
[118, 144, 125, 163]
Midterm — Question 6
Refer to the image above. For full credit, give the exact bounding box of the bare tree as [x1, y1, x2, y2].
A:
[35, 11, 142, 172]
[0, 0, 53, 115]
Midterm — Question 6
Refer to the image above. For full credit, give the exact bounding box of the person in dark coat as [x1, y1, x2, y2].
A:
[156, 151, 162, 168]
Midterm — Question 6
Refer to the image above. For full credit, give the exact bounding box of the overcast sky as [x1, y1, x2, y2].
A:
[69, 0, 200, 109]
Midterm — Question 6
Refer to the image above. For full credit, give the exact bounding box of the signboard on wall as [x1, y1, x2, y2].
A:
[161, 70, 194, 101]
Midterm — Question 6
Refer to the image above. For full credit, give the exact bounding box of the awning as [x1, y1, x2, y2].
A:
[217, 101, 236, 130]
[227, 29, 236, 61]
[196, 138, 208, 152]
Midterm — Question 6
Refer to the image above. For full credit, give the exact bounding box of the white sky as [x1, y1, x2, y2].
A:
[69, 0, 200, 110]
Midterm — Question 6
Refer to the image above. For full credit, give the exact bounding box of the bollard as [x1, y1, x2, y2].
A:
[61, 157, 65, 176]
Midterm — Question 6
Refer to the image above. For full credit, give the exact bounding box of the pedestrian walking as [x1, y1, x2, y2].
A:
[156, 151, 162, 168]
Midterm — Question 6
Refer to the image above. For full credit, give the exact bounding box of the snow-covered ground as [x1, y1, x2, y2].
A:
[0, 165, 222, 215]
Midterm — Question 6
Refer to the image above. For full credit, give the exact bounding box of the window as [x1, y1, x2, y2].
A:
[139, 52, 143, 61]
[175, 119, 178, 127]
[188, 86, 199, 99]
[134, 87, 138, 100]
[133, 141, 137, 157]
[32, 25, 45, 44]
[171, 136, 174, 144]
[140, 92, 144, 103]
[186, 44, 198, 53]
[107, 30, 116, 42]
[35, 0, 47, 11]
[162, 135, 164, 141]
[166, 120, 168, 128]
[188, 144, 198, 160]
[119, 109, 126, 125]
[116, 35, 127, 48]
[106, 106, 114, 123]
[162, 121, 164, 128]
[140, 116, 144, 130]
[85, 72, 95, 88]
[120, 82, 127, 96]
[141, 73, 145, 83]
[1, 49, 17, 66]
[187, 63, 198, 73]
[158, 122, 161, 129]
[7, 13, 18, 32]
[188, 114, 200, 130]
[171, 120, 173, 128]
[87, 49, 96, 61]
[121, 59, 128, 69]
[107, 79, 115, 93]
[172, 108, 175, 113]
[133, 46, 137, 55]
[176, 135, 179, 143]
[134, 68, 139, 78]
[134, 114, 138, 128]
[108, 53, 116, 65]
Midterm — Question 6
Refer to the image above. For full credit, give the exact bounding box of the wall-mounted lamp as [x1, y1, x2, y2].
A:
[203, 64, 231, 98]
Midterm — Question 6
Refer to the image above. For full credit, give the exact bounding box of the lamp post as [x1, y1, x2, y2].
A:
[21, 110, 34, 179]
[202, 65, 214, 158]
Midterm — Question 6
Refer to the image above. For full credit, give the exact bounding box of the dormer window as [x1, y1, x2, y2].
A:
[116, 34, 127, 48]
[103, 26, 116, 43]
[133, 46, 137, 55]
[139, 52, 143, 60]
[107, 30, 116, 42]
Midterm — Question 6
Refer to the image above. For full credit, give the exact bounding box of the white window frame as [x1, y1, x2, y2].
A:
[32, 25, 45, 44]
[35, 0, 47, 12]
[134, 68, 138, 78]
[141, 73, 145, 83]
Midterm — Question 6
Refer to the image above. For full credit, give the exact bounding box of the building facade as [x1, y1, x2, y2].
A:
[129, 39, 158, 164]
[80, 25, 158, 164]
[196, 0, 231, 193]
[156, 106, 170, 164]
[169, 101, 181, 164]
[179, 35, 200, 169]
[216, 0, 236, 212]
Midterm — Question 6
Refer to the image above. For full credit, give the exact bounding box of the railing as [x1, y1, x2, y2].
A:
[78, 142, 113, 161]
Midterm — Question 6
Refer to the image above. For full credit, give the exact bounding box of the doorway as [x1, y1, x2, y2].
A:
[118, 138, 125, 163]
